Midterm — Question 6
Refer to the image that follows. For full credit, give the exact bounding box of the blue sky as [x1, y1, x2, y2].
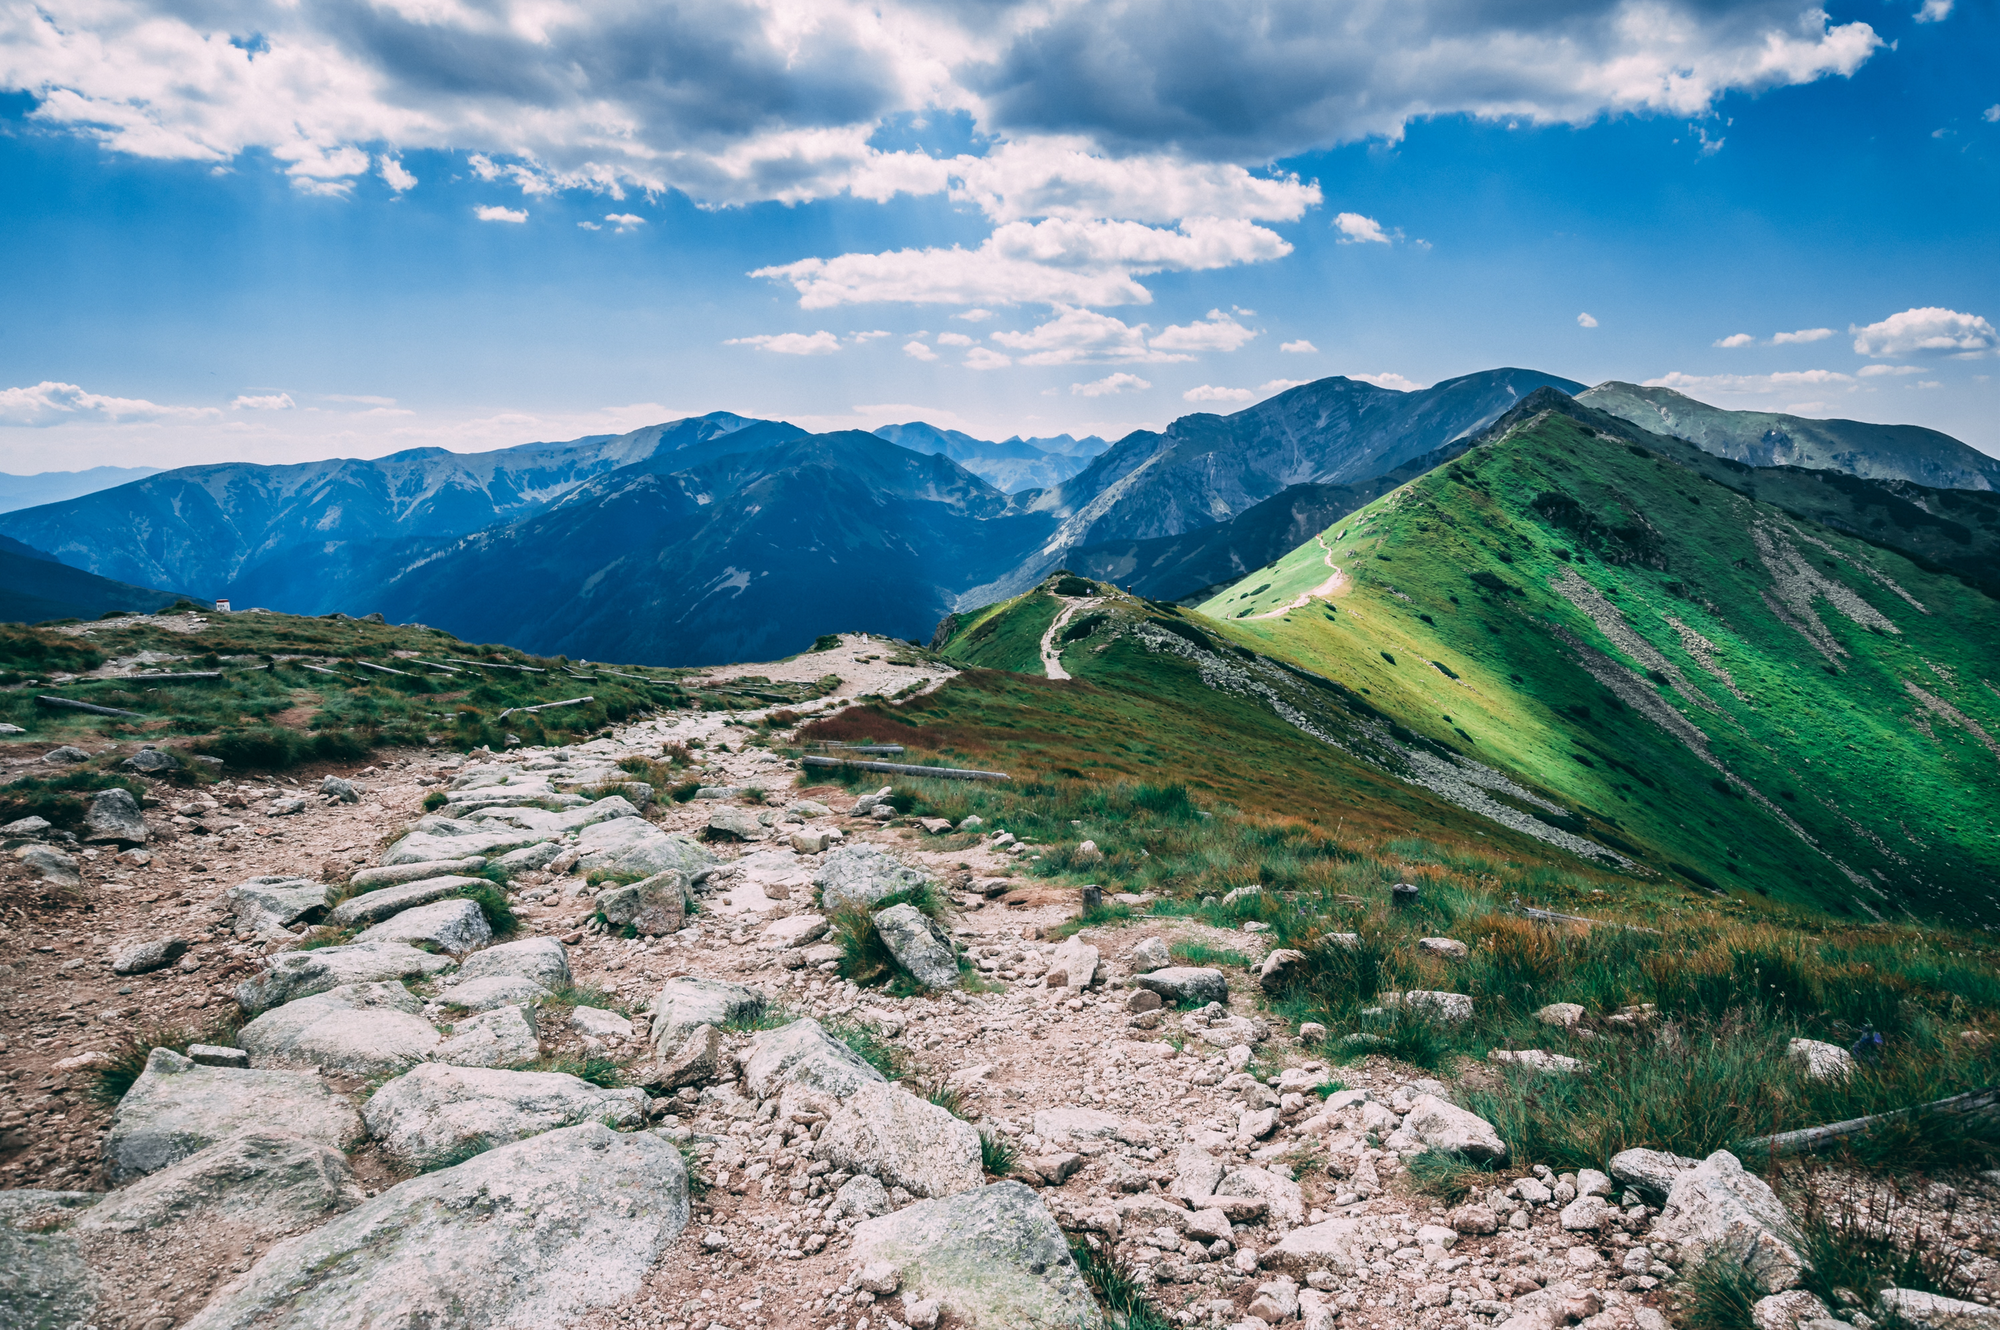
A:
[1, 0, 1995, 472]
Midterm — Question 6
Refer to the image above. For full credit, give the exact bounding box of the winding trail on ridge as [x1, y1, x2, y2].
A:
[1039, 597, 1100, 680]
[1250, 534, 1346, 619]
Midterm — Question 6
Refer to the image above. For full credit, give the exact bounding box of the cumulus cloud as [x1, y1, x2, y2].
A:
[604, 213, 645, 233]
[231, 392, 295, 410]
[1332, 212, 1390, 244]
[936, 332, 975, 347]
[1183, 385, 1254, 403]
[954, 309, 995, 322]
[1772, 327, 1833, 344]
[1915, 0, 1953, 22]
[1352, 372, 1420, 391]
[1857, 363, 1924, 377]
[1577, 312, 1599, 328]
[963, 347, 1013, 370]
[1644, 369, 1857, 394]
[1281, 339, 1318, 353]
[1987, 106, 2000, 123]
[1072, 373, 1151, 397]
[991, 307, 1175, 364]
[0, 380, 217, 426]
[378, 156, 416, 193]
[723, 331, 842, 355]
[1257, 378, 1308, 394]
[1713, 333, 1755, 348]
[1148, 309, 1257, 354]
[902, 341, 939, 361]
[475, 205, 528, 224]
[1850, 307, 1997, 358]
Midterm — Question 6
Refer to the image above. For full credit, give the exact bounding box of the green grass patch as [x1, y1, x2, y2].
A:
[1403, 1149, 1496, 1204]
[526, 1054, 624, 1087]
[1068, 1235, 1173, 1330]
[88, 1017, 240, 1104]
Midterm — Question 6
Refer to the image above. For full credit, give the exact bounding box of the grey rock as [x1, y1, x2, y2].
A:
[361, 1062, 646, 1170]
[596, 869, 688, 936]
[1787, 1038, 1854, 1081]
[77, 1130, 364, 1237]
[788, 799, 833, 819]
[40, 745, 90, 764]
[573, 820, 716, 880]
[107, 1048, 364, 1184]
[1260, 948, 1305, 993]
[437, 975, 553, 1013]
[1754, 1291, 1835, 1330]
[235, 941, 455, 1014]
[1653, 1150, 1806, 1292]
[1387, 990, 1475, 1023]
[381, 824, 549, 866]
[354, 898, 493, 952]
[570, 1006, 633, 1039]
[872, 902, 959, 989]
[1876, 1290, 2000, 1330]
[188, 1044, 248, 1068]
[319, 776, 360, 803]
[762, 913, 829, 949]
[1536, 1002, 1586, 1028]
[1608, 1147, 1702, 1200]
[1404, 1094, 1509, 1163]
[226, 875, 331, 934]
[454, 936, 572, 988]
[1130, 966, 1228, 1006]
[650, 977, 766, 1052]
[1217, 1164, 1306, 1225]
[791, 828, 840, 853]
[238, 982, 441, 1076]
[817, 1083, 985, 1199]
[326, 875, 489, 928]
[348, 858, 488, 891]
[14, 844, 79, 887]
[1269, 1217, 1363, 1274]
[848, 1181, 1104, 1330]
[434, 1005, 542, 1069]
[1130, 937, 1171, 972]
[83, 786, 149, 845]
[1169, 1142, 1225, 1205]
[0, 1190, 99, 1330]
[707, 807, 763, 840]
[123, 746, 179, 773]
[182, 1123, 687, 1330]
[836, 1173, 891, 1219]
[814, 844, 937, 912]
[267, 796, 307, 816]
[1418, 937, 1470, 960]
[110, 935, 189, 975]
[493, 841, 565, 873]
[1, 814, 51, 836]
[1046, 935, 1100, 989]
[741, 1018, 887, 1102]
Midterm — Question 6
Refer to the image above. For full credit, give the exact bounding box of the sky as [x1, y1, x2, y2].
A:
[1, 0, 1996, 473]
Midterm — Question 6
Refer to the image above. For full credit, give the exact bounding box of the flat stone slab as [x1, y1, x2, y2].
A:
[227, 876, 332, 934]
[77, 1130, 364, 1237]
[817, 1083, 985, 1200]
[741, 1018, 887, 1102]
[238, 982, 442, 1077]
[327, 876, 489, 928]
[182, 1123, 688, 1330]
[433, 1004, 541, 1069]
[362, 1063, 649, 1170]
[353, 898, 492, 952]
[347, 858, 488, 892]
[452, 936, 572, 989]
[814, 844, 936, 912]
[435, 975, 553, 1014]
[236, 942, 455, 1015]
[107, 1048, 364, 1185]
[1129, 966, 1228, 1006]
[649, 977, 766, 1052]
[0, 1189, 101, 1330]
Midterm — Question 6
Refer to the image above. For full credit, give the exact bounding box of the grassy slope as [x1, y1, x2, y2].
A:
[1198, 410, 2000, 926]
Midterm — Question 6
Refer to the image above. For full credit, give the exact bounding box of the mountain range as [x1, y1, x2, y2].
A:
[0, 373, 1993, 664]
[0, 465, 162, 514]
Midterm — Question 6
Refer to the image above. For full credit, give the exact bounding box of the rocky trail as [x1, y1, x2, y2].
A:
[1251, 536, 1345, 621]
[2, 651, 1997, 1330]
[1041, 597, 1101, 681]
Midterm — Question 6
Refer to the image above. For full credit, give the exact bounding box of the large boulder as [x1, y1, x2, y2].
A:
[326, 876, 489, 928]
[227, 876, 332, 935]
[741, 1018, 887, 1101]
[1045, 936, 1099, 989]
[347, 858, 488, 891]
[1129, 966, 1228, 1007]
[574, 820, 715, 880]
[872, 903, 959, 989]
[15, 844, 79, 887]
[182, 1124, 688, 1330]
[816, 1083, 985, 1200]
[649, 978, 765, 1052]
[847, 1181, 1104, 1330]
[0, 1190, 101, 1330]
[1876, 1290, 2000, 1330]
[1404, 1094, 1508, 1163]
[1652, 1150, 1806, 1292]
[235, 942, 455, 1015]
[380, 821, 549, 867]
[361, 1063, 648, 1170]
[1269, 1217, 1363, 1274]
[433, 1005, 541, 1069]
[453, 936, 571, 989]
[237, 982, 441, 1077]
[596, 870, 688, 936]
[106, 1048, 364, 1184]
[110, 936, 190, 975]
[814, 844, 936, 912]
[76, 1130, 363, 1237]
[762, 914, 829, 949]
[437, 975, 553, 1013]
[707, 807, 763, 840]
[84, 787, 149, 845]
[1217, 1164, 1306, 1226]
[354, 898, 492, 952]
[1608, 1147, 1702, 1200]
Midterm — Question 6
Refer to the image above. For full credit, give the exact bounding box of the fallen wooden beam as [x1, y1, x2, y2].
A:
[1739, 1087, 2000, 1157]
[806, 743, 905, 754]
[36, 695, 141, 718]
[411, 660, 464, 675]
[352, 660, 413, 678]
[299, 664, 345, 678]
[448, 658, 546, 674]
[597, 669, 674, 684]
[1514, 901, 1662, 935]
[801, 754, 1008, 782]
[85, 671, 223, 685]
[496, 695, 594, 719]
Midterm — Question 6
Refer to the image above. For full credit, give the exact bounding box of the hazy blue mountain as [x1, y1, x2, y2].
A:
[0, 466, 163, 514]
[967, 367, 1585, 604]
[1578, 382, 2000, 491]
[872, 422, 1108, 492]
[0, 534, 194, 623]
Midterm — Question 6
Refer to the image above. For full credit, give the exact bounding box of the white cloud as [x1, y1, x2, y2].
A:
[1257, 378, 1308, 394]
[1772, 327, 1833, 344]
[1987, 106, 2000, 123]
[1280, 339, 1319, 354]
[474, 205, 528, 224]
[577, 221, 601, 231]
[231, 393, 295, 411]
[604, 213, 645, 233]
[1352, 372, 1420, 391]
[953, 309, 995, 323]
[991, 307, 1175, 365]
[1149, 309, 1257, 354]
[1713, 333, 1755, 348]
[1644, 369, 1857, 394]
[1857, 364, 1924, 377]
[1332, 212, 1390, 244]
[1915, 0, 1953, 22]
[1850, 307, 1997, 358]
[1915, 380, 1942, 389]
[723, 331, 842, 355]
[0, 380, 218, 426]
[850, 330, 892, 342]
[378, 155, 416, 193]
[752, 216, 1291, 309]
[1577, 312, 1599, 328]
[322, 394, 397, 406]
[1183, 385, 1255, 403]
[902, 341, 939, 361]
[963, 347, 1013, 370]
[1072, 373, 1152, 397]
[936, 332, 975, 347]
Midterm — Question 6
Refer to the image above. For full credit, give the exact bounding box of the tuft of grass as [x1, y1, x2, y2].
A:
[825, 1019, 907, 1080]
[1068, 1235, 1174, 1330]
[421, 790, 448, 812]
[981, 1130, 1019, 1177]
[927, 1083, 969, 1120]
[674, 1136, 711, 1195]
[722, 1003, 791, 1034]
[1677, 1253, 1763, 1330]
[1790, 1174, 1977, 1304]
[1404, 1149, 1496, 1204]
[89, 1017, 241, 1104]
[526, 1054, 624, 1088]
[455, 883, 520, 938]
[1168, 940, 1256, 969]
[543, 982, 634, 1020]
[292, 924, 361, 950]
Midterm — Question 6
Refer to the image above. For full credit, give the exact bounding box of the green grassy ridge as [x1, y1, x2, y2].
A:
[1197, 407, 2000, 926]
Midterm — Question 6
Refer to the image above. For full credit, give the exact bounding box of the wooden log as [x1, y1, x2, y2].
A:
[597, 669, 674, 685]
[800, 755, 1008, 782]
[299, 664, 346, 677]
[36, 695, 141, 718]
[1739, 1087, 2000, 1157]
[496, 695, 594, 719]
[411, 660, 464, 674]
[806, 743, 905, 754]
[84, 671, 223, 684]
[447, 658, 546, 674]
[1515, 902, 1663, 935]
[353, 660, 413, 677]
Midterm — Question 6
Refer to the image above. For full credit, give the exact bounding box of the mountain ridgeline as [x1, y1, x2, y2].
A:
[0, 373, 1993, 668]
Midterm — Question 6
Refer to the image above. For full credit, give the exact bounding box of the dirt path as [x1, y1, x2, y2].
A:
[1038, 597, 1099, 680]
[1251, 534, 1345, 620]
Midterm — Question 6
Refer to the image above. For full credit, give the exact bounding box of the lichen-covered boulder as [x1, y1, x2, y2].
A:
[106, 1049, 364, 1184]
[361, 1063, 647, 1170]
[814, 844, 936, 912]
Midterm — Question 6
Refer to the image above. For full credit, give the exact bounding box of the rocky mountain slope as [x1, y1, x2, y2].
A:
[0, 537, 194, 624]
[1579, 383, 2000, 492]
[0, 466, 162, 515]
[872, 423, 1109, 493]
